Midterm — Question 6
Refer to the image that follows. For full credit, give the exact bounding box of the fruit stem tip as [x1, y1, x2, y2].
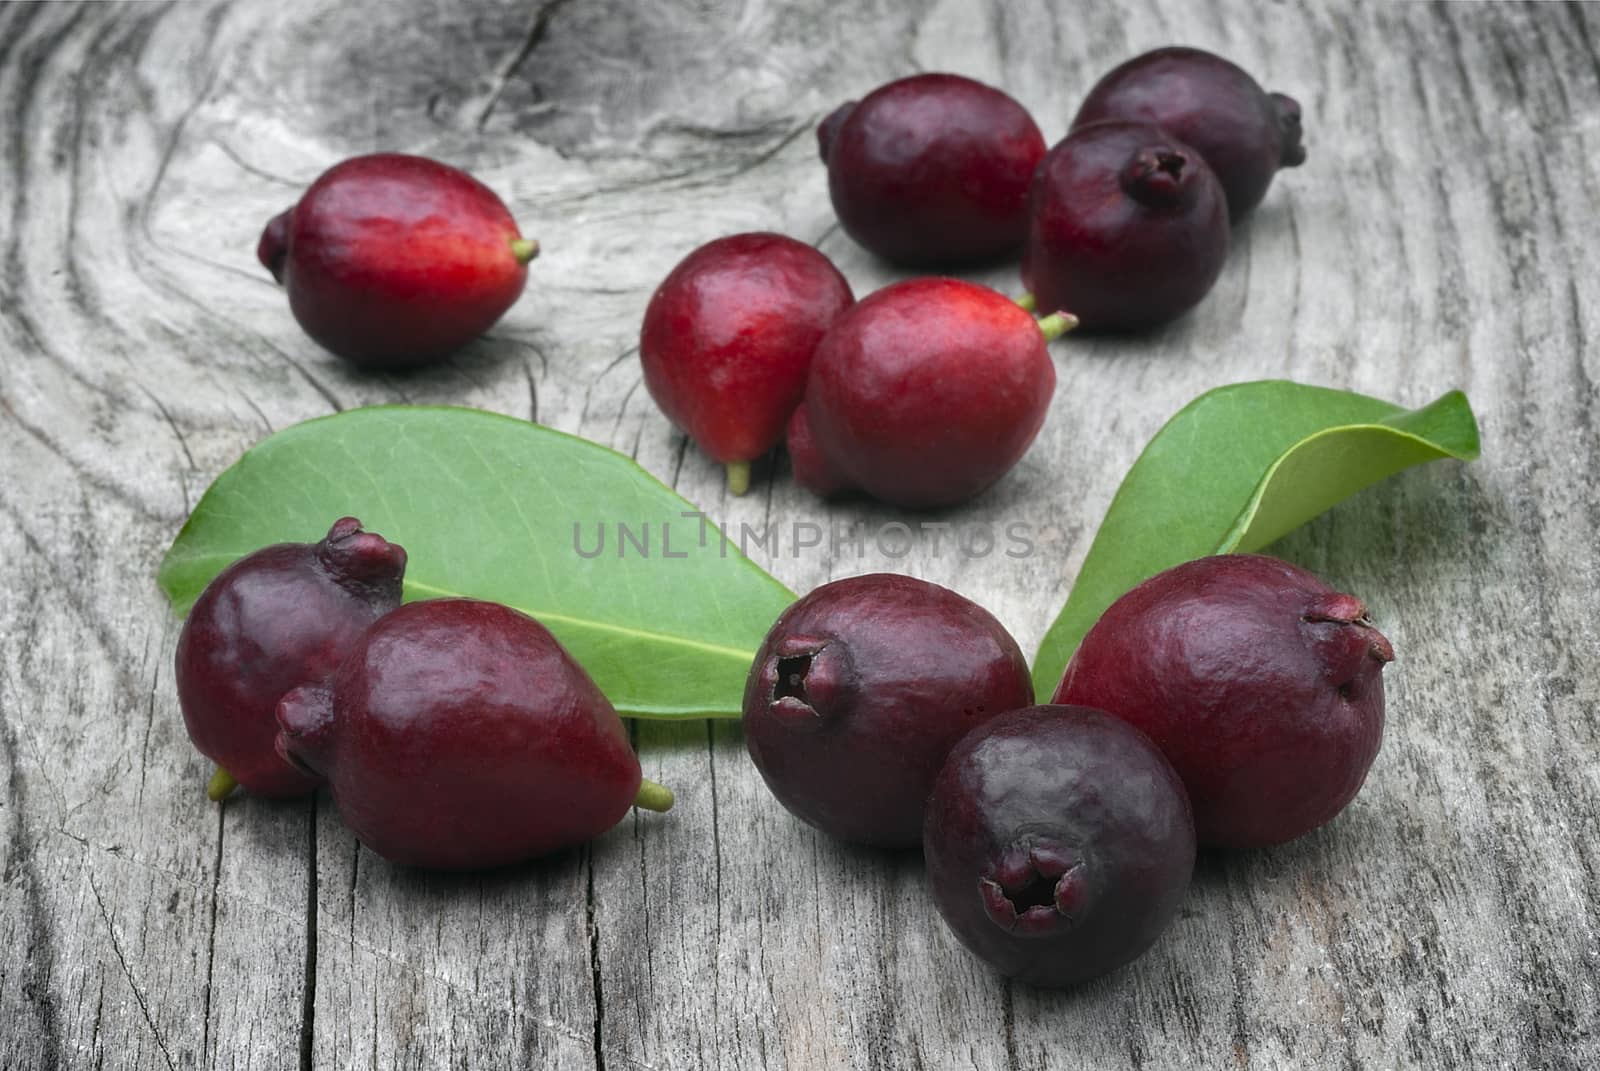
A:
[634, 779, 675, 813]
[1036, 311, 1079, 342]
[207, 766, 238, 802]
[726, 460, 752, 497]
[510, 237, 540, 265]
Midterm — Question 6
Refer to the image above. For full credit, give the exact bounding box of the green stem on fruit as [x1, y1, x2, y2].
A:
[509, 238, 540, 265]
[726, 460, 752, 497]
[634, 779, 676, 812]
[1037, 311, 1079, 342]
[207, 766, 238, 802]
[1014, 292, 1037, 313]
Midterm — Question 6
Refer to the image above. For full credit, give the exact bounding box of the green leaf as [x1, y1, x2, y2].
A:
[1031, 382, 1481, 696]
[158, 406, 796, 719]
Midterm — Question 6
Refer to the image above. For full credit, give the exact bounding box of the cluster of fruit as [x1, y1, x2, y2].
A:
[201, 44, 1378, 993]
[256, 49, 1301, 508]
[745, 556, 1391, 987]
[174, 520, 672, 870]
[174, 516, 1390, 988]
[642, 47, 1304, 504]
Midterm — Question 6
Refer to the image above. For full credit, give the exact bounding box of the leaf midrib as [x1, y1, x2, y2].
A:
[164, 552, 761, 664]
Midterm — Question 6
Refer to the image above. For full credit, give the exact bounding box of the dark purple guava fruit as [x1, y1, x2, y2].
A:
[1072, 46, 1305, 220]
[1053, 554, 1393, 849]
[175, 518, 406, 800]
[923, 704, 1195, 988]
[819, 73, 1046, 267]
[742, 574, 1034, 845]
[276, 598, 673, 870]
[1021, 120, 1230, 331]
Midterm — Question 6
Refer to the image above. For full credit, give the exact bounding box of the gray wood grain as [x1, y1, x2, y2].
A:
[2, 0, 1597, 1068]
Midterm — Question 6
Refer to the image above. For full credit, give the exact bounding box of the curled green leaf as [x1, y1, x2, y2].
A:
[1031, 382, 1481, 696]
[158, 406, 796, 719]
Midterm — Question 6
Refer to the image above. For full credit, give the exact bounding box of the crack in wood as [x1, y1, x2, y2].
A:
[134, 623, 169, 816]
[201, 797, 226, 1066]
[475, 0, 581, 130]
[0, 688, 65, 1069]
[88, 872, 178, 1071]
[586, 842, 607, 1071]
[90, 968, 106, 1069]
[137, 382, 198, 514]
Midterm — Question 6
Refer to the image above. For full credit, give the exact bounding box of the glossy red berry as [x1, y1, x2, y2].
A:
[1053, 554, 1394, 848]
[819, 74, 1046, 267]
[924, 705, 1195, 988]
[743, 574, 1034, 845]
[258, 153, 537, 370]
[787, 278, 1066, 508]
[1022, 121, 1230, 331]
[640, 233, 853, 494]
[276, 598, 672, 870]
[175, 518, 405, 799]
[1072, 47, 1305, 220]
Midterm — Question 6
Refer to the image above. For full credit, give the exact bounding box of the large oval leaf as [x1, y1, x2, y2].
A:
[158, 406, 796, 719]
[1031, 382, 1481, 696]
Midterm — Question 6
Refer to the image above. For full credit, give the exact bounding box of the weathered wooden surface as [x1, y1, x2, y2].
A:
[2, 0, 1597, 1068]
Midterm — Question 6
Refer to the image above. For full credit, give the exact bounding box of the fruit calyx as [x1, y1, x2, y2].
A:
[980, 838, 1089, 935]
[257, 209, 291, 284]
[275, 681, 336, 777]
[765, 637, 854, 730]
[1120, 148, 1196, 208]
[1271, 92, 1307, 168]
[317, 518, 408, 597]
[1303, 592, 1396, 664]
